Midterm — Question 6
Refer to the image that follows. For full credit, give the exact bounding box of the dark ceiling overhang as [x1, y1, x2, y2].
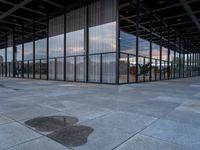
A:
[0, 0, 93, 47]
[120, 0, 200, 52]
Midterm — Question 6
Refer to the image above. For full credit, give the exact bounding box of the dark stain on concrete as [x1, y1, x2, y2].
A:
[25, 116, 78, 132]
[47, 125, 94, 147]
[25, 115, 94, 147]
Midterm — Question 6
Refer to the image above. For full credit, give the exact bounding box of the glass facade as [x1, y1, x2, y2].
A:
[0, 49, 5, 76]
[0, 0, 199, 84]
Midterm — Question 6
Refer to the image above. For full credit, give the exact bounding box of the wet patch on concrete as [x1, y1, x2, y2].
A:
[25, 116, 78, 132]
[25, 116, 94, 147]
[47, 125, 94, 147]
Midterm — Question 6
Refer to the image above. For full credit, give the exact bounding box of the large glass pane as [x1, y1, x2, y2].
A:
[56, 58, 64, 80]
[66, 57, 75, 81]
[0, 49, 5, 76]
[7, 47, 13, 77]
[88, 0, 117, 83]
[49, 59, 55, 80]
[89, 55, 100, 82]
[49, 15, 64, 80]
[65, 6, 86, 81]
[76, 56, 86, 82]
[119, 54, 128, 83]
[35, 38, 47, 59]
[24, 42, 33, 61]
[120, 31, 136, 55]
[102, 53, 116, 83]
[16, 45, 22, 77]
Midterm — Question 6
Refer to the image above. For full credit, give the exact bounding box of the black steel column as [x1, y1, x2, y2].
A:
[167, 26, 170, 80]
[127, 54, 130, 83]
[47, 16, 49, 80]
[135, 2, 139, 83]
[159, 25, 162, 80]
[33, 21, 35, 79]
[183, 39, 185, 78]
[174, 32, 176, 79]
[190, 43, 192, 77]
[179, 37, 181, 78]
[22, 24, 24, 78]
[149, 11, 153, 82]
[64, 10, 66, 81]
[116, 0, 120, 84]
[13, 29, 16, 78]
[100, 54, 103, 83]
[5, 33, 7, 77]
[187, 41, 189, 77]
[85, 5, 89, 83]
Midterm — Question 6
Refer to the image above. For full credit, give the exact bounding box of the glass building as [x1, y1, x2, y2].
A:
[0, 0, 200, 84]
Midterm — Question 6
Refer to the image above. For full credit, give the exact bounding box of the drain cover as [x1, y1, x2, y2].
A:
[25, 116, 78, 132]
[47, 125, 94, 147]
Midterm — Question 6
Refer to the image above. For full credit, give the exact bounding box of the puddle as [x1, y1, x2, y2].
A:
[25, 116, 94, 147]
[25, 116, 78, 132]
[47, 125, 94, 147]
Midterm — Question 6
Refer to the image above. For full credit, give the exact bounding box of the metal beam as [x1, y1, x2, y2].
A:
[179, 0, 200, 30]
[42, 0, 63, 8]
[0, 0, 33, 20]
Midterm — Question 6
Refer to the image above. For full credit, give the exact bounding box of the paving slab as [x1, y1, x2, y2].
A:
[7, 137, 70, 150]
[142, 119, 200, 150]
[74, 111, 156, 150]
[0, 122, 41, 150]
[114, 134, 187, 150]
[0, 114, 13, 125]
[5, 105, 58, 121]
[121, 100, 180, 118]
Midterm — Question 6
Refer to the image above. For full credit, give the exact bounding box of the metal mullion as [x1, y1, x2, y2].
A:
[127, 54, 130, 83]
[40, 59, 42, 79]
[149, 11, 153, 82]
[47, 16, 49, 80]
[85, 5, 89, 83]
[13, 29, 16, 78]
[187, 41, 189, 77]
[183, 39, 185, 78]
[33, 21, 35, 79]
[159, 26, 162, 80]
[174, 32, 176, 79]
[143, 57, 145, 82]
[190, 44, 192, 77]
[136, 2, 139, 83]
[64, 10, 66, 81]
[55, 58, 57, 80]
[5, 33, 7, 77]
[179, 37, 181, 78]
[100, 54, 103, 83]
[28, 60, 29, 78]
[167, 26, 170, 80]
[116, 0, 120, 84]
[22, 24, 24, 78]
[74, 56, 76, 82]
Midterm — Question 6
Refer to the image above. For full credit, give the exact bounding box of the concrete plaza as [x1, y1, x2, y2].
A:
[0, 77, 200, 150]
